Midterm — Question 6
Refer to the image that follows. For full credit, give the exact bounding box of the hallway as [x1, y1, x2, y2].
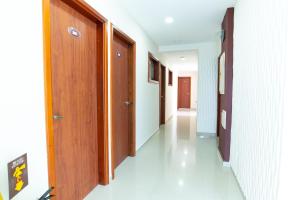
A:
[85, 111, 244, 200]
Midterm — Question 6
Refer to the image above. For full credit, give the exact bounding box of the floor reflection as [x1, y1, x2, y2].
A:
[85, 111, 244, 200]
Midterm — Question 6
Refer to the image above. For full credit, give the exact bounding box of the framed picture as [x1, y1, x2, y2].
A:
[219, 52, 226, 94]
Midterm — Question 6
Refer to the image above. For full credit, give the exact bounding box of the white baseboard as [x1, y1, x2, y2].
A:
[196, 132, 216, 138]
[217, 149, 231, 167]
[136, 127, 160, 151]
[231, 168, 247, 199]
[165, 114, 173, 123]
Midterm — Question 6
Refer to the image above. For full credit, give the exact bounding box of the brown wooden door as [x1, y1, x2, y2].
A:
[112, 34, 130, 168]
[50, 0, 99, 199]
[160, 66, 166, 125]
[178, 77, 191, 109]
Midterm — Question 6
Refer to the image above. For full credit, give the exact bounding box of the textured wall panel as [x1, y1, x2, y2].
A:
[230, 0, 287, 199]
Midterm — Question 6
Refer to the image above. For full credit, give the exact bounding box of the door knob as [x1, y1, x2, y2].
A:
[53, 115, 64, 120]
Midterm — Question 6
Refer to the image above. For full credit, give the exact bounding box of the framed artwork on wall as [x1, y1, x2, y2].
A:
[219, 52, 226, 94]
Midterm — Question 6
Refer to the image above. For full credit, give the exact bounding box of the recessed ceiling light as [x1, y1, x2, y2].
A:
[180, 57, 185, 61]
[165, 17, 174, 24]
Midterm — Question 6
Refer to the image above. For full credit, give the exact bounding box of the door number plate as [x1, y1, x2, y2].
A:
[68, 27, 81, 38]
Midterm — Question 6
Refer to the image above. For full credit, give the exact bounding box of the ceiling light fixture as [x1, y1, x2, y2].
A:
[180, 57, 185, 61]
[165, 17, 174, 24]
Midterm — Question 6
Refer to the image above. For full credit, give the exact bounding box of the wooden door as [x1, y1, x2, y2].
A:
[178, 77, 191, 109]
[50, 0, 99, 199]
[112, 34, 130, 168]
[160, 65, 166, 125]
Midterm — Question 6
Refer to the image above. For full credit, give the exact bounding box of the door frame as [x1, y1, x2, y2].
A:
[177, 77, 192, 109]
[42, 0, 109, 190]
[159, 64, 166, 125]
[110, 24, 136, 178]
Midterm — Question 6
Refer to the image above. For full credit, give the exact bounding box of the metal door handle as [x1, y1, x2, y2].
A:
[53, 115, 64, 120]
[124, 101, 132, 106]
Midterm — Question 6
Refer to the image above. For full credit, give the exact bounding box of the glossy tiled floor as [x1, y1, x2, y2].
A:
[85, 111, 244, 200]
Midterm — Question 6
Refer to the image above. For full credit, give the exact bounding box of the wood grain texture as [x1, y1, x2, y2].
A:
[128, 43, 136, 158]
[97, 22, 109, 186]
[43, 0, 109, 199]
[112, 34, 130, 168]
[43, 0, 56, 190]
[60, 0, 107, 23]
[110, 25, 136, 179]
[178, 77, 191, 109]
[50, 0, 98, 198]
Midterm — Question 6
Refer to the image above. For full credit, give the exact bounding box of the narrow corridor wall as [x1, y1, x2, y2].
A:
[230, 0, 287, 199]
[0, 1, 49, 199]
[159, 56, 178, 122]
[159, 42, 220, 134]
[278, 1, 300, 199]
[0, 0, 161, 199]
[197, 42, 220, 134]
[84, 0, 161, 151]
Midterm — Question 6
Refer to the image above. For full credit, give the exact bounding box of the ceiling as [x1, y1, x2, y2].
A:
[162, 51, 198, 72]
[116, 0, 236, 46]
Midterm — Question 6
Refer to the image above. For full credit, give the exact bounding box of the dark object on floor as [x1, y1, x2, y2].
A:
[38, 187, 55, 200]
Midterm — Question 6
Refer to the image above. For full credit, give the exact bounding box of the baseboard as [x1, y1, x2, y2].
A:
[231, 168, 247, 199]
[136, 127, 160, 151]
[165, 114, 173, 123]
[217, 149, 231, 167]
[196, 132, 216, 138]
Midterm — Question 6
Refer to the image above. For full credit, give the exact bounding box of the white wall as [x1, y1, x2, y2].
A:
[0, 0, 160, 199]
[159, 51, 199, 121]
[230, 0, 287, 199]
[165, 69, 178, 121]
[159, 57, 177, 121]
[159, 42, 220, 134]
[0, 1, 49, 199]
[177, 71, 198, 109]
[277, 1, 300, 199]
[197, 42, 220, 134]
[86, 0, 160, 151]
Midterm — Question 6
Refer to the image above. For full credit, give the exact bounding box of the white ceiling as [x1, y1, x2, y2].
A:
[116, 0, 236, 46]
[162, 51, 198, 72]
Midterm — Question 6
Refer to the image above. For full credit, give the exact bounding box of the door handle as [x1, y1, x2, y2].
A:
[124, 101, 132, 106]
[53, 115, 64, 120]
